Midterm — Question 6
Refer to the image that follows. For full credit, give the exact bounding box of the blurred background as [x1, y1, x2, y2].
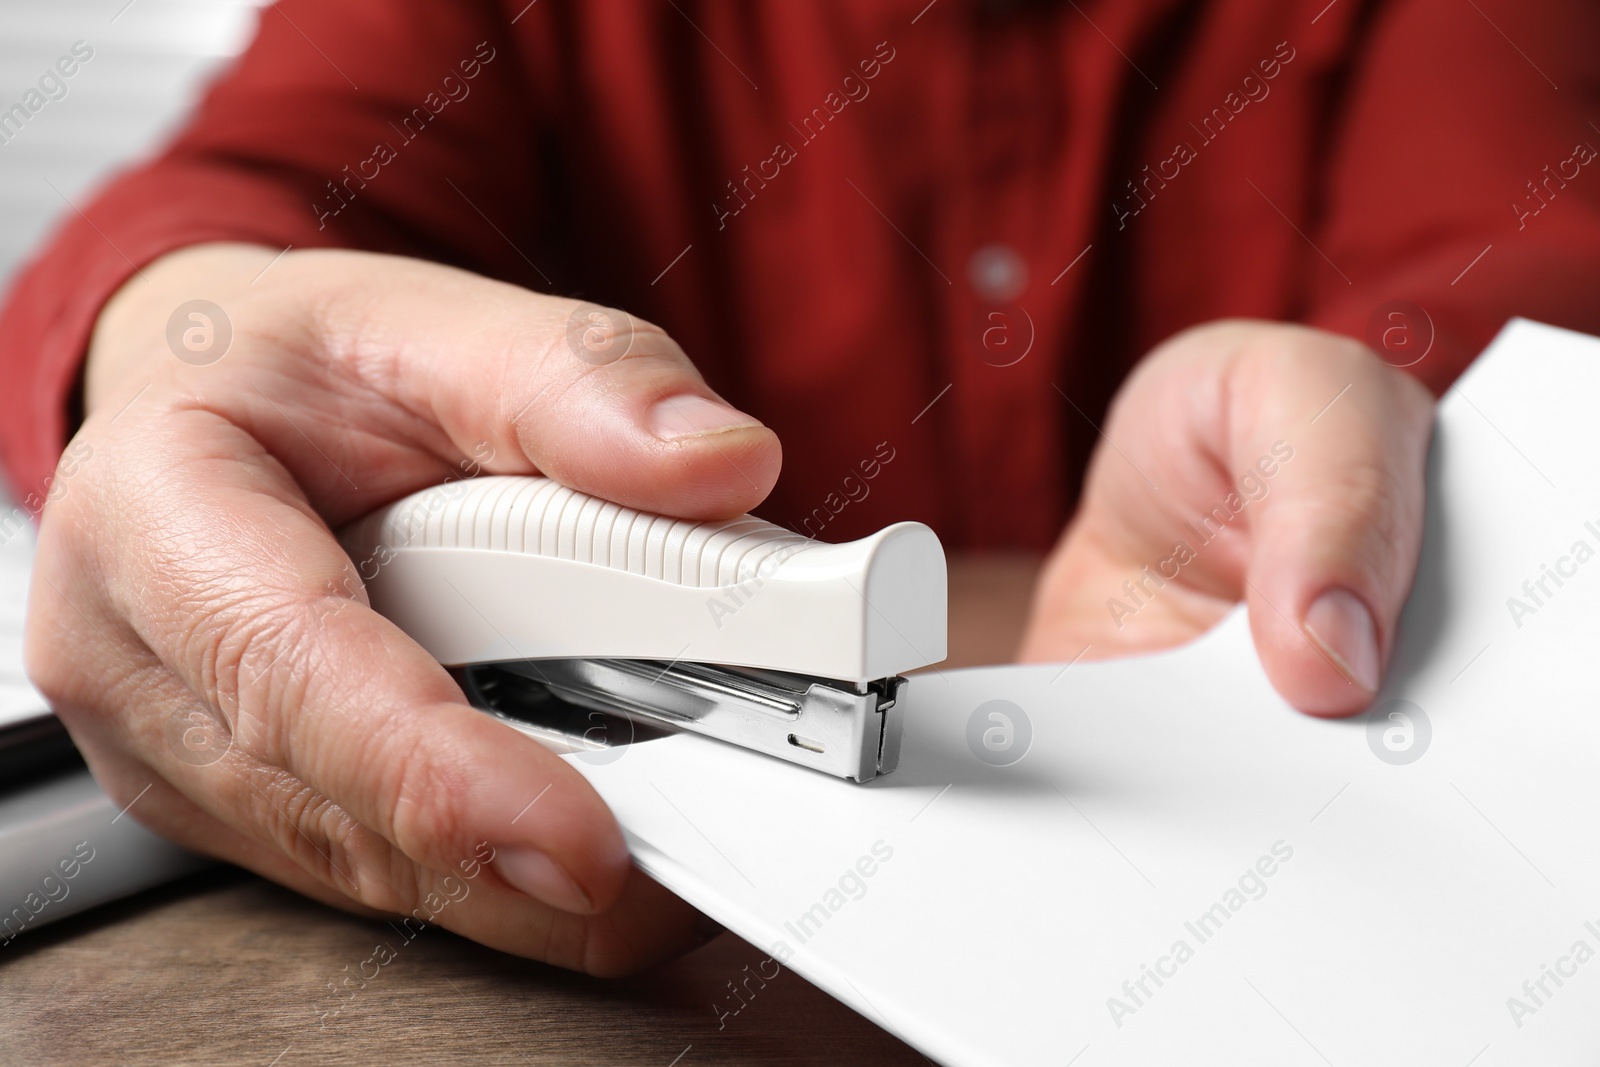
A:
[0, 0, 267, 292]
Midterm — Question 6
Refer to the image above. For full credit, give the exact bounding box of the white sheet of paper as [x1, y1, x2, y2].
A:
[575, 319, 1600, 1066]
[0, 500, 48, 731]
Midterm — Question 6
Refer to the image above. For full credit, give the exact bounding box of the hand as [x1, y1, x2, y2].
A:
[1017, 320, 1435, 717]
[26, 243, 780, 974]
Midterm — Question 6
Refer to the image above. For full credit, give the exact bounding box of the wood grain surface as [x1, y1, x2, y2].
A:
[0, 554, 1042, 1067]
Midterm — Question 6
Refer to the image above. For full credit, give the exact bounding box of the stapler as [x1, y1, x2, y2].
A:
[340, 475, 947, 782]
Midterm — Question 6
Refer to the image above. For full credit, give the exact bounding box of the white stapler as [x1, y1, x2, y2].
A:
[340, 476, 947, 782]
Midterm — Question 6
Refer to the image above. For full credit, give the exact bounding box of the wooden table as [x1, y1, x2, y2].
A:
[0, 556, 1042, 1066]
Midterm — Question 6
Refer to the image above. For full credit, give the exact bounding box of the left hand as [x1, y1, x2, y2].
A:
[1017, 320, 1436, 717]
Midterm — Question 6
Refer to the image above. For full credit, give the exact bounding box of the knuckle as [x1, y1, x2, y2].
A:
[501, 305, 695, 436]
[172, 589, 316, 753]
[613, 320, 692, 372]
[1300, 461, 1413, 558]
[1337, 461, 1409, 522]
[501, 325, 581, 422]
[250, 770, 410, 914]
[376, 727, 477, 863]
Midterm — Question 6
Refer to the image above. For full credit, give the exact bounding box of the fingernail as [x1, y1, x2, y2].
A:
[494, 848, 593, 914]
[1302, 588, 1381, 692]
[647, 395, 763, 441]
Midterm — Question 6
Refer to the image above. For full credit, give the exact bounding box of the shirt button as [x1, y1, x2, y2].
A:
[967, 243, 1028, 302]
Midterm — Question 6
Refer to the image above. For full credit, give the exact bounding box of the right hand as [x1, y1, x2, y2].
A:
[25, 242, 781, 975]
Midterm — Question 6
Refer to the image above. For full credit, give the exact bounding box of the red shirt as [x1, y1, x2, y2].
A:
[4, 0, 1599, 548]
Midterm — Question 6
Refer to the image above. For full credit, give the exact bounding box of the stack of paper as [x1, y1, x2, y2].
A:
[0, 496, 46, 730]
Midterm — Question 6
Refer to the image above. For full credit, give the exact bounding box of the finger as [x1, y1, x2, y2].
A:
[102, 414, 637, 917]
[282, 251, 781, 521]
[1015, 519, 1235, 662]
[58, 729, 386, 916]
[70, 739, 711, 974]
[1231, 330, 1435, 717]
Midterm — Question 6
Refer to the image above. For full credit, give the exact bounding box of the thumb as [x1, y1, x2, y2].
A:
[1239, 339, 1435, 717]
[311, 252, 781, 520]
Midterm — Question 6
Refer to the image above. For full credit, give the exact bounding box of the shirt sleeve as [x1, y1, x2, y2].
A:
[0, 0, 540, 501]
[1304, 0, 1600, 394]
